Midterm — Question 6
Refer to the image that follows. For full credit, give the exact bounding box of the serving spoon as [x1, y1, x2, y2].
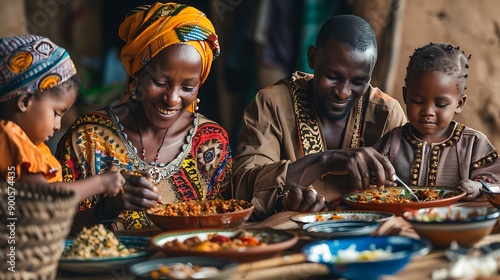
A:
[395, 175, 421, 202]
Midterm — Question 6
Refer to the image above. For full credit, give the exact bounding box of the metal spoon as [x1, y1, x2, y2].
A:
[395, 175, 421, 202]
[479, 179, 493, 193]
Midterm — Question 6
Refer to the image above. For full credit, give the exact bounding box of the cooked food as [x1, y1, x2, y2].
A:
[336, 244, 393, 262]
[148, 263, 219, 279]
[352, 188, 440, 204]
[406, 207, 486, 222]
[148, 199, 252, 217]
[163, 229, 267, 252]
[62, 224, 135, 259]
[314, 213, 384, 222]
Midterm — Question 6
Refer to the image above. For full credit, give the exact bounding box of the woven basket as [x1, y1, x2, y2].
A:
[0, 182, 78, 280]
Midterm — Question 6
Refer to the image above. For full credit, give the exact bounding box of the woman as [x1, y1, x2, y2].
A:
[56, 2, 232, 232]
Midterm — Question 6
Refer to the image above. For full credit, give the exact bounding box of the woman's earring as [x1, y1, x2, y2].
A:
[129, 78, 139, 100]
[188, 98, 200, 113]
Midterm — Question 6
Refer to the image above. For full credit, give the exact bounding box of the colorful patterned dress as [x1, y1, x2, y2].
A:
[56, 105, 232, 231]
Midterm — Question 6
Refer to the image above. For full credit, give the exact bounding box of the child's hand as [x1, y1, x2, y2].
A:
[99, 171, 126, 197]
[458, 179, 482, 200]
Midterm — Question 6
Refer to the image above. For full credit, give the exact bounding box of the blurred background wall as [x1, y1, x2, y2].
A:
[1, 0, 499, 152]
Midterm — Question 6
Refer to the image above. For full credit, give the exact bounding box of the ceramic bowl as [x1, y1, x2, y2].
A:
[291, 210, 395, 227]
[480, 184, 500, 209]
[146, 199, 254, 231]
[402, 206, 500, 248]
[302, 220, 381, 239]
[302, 236, 431, 280]
[129, 256, 238, 280]
[59, 236, 155, 274]
[343, 186, 466, 216]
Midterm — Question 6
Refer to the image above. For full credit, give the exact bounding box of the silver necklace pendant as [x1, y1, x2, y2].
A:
[149, 167, 161, 184]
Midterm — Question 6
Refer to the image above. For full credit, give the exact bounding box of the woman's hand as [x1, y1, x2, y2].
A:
[458, 179, 482, 200]
[283, 185, 328, 212]
[104, 171, 162, 216]
[121, 171, 162, 210]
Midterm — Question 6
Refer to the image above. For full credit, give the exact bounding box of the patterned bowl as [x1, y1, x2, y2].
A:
[302, 220, 381, 239]
[59, 236, 154, 274]
[291, 210, 395, 226]
[302, 236, 431, 280]
[403, 206, 500, 248]
[129, 256, 237, 280]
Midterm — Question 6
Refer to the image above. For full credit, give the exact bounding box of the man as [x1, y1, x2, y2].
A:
[233, 14, 407, 221]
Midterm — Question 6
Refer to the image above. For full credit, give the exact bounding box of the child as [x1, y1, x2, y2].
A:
[374, 42, 500, 200]
[0, 35, 125, 200]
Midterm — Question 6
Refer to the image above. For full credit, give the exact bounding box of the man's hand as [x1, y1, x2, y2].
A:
[458, 179, 481, 200]
[283, 185, 328, 212]
[326, 147, 396, 191]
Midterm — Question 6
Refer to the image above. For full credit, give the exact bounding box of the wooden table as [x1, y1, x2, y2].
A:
[56, 199, 500, 280]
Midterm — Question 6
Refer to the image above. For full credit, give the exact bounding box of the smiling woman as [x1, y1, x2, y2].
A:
[55, 2, 232, 233]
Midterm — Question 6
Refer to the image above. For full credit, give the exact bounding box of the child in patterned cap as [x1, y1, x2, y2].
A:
[0, 35, 126, 201]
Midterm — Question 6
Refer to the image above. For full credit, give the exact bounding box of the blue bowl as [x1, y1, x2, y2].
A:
[302, 236, 431, 280]
[302, 220, 380, 239]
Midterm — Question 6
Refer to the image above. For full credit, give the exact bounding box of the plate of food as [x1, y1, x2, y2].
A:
[343, 186, 466, 216]
[291, 210, 395, 226]
[129, 256, 238, 279]
[302, 220, 381, 239]
[146, 199, 254, 231]
[150, 228, 299, 262]
[58, 224, 154, 274]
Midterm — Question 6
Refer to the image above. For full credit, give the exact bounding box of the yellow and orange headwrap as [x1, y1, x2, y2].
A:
[119, 2, 220, 86]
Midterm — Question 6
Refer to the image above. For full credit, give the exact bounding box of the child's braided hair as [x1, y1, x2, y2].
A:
[405, 42, 471, 95]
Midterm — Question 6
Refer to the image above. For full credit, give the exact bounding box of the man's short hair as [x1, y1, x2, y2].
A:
[316, 14, 377, 57]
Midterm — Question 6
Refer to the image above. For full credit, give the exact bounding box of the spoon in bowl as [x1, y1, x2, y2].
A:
[479, 179, 493, 193]
[395, 175, 421, 202]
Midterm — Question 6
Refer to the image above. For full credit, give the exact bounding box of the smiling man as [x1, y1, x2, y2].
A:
[233, 14, 407, 221]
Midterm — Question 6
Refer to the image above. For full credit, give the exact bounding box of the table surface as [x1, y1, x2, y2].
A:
[56, 199, 500, 280]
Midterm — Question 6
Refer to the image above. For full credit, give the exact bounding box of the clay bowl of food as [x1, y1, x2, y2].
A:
[343, 186, 466, 216]
[403, 206, 500, 248]
[146, 199, 254, 231]
[150, 228, 299, 263]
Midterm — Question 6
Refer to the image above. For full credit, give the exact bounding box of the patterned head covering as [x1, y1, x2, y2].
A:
[119, 2, 220, 86]
[0, 35, 77, 103]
